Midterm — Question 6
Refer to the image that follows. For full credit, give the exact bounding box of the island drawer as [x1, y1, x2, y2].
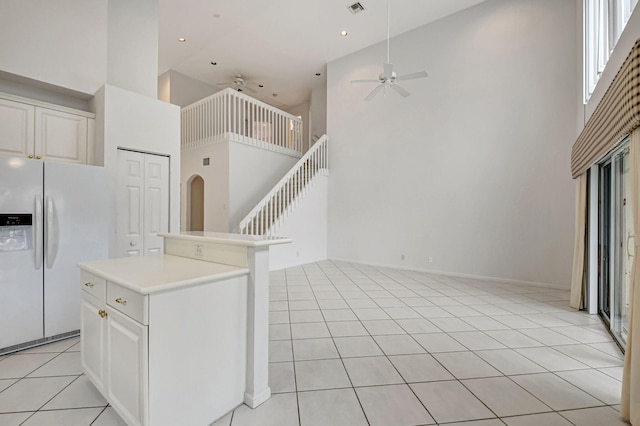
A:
[106, 282, 149, 325]
[80, 270, 106, 301]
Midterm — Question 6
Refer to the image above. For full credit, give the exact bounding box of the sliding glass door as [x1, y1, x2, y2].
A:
[598, 140, 633, 349]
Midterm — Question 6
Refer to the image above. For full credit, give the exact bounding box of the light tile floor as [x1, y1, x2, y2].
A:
[0, 260, 628, 425]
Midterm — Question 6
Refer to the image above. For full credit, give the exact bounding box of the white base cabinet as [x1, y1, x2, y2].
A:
[80, 265, 249, 426]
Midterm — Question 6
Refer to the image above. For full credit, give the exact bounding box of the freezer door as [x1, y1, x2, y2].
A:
[44, 162, 108, 338]
[0, 156, 44, 350]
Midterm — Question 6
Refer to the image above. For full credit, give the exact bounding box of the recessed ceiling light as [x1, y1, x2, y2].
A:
[210, 61, 217, 65]
[272, 93, 278, 97]
[213, 13, 221, 18]
[340, 30, 348, 37]
[315, 73, 321, 76]
[258, 84, 264, 88]
[178, 37, 186, 42]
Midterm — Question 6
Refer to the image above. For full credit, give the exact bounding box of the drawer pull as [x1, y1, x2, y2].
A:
[115, 297, 127, 306]
[98, 309, 107, 318]
[84, 282, 94, 288]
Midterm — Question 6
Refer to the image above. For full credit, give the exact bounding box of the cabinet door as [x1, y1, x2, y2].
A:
[80, 293, 107, 392]
[106, 308, 148, 426]
[0, 98, 35, 158]
[35, 107, 87, 164]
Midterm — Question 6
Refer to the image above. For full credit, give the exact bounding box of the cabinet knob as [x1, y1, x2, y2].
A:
[130, 241, 137, 246]
[36, 156, 41, 160]
[98, 309, 107, 318]
[115, 297, 127, 305]
[28, 155, 33, 159]
[84, 282, 94, 288]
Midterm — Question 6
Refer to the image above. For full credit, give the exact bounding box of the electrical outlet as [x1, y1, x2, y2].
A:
[195, 244, 204, 257]
[428, 256, 433, 263]
[401, 254, 405, 261]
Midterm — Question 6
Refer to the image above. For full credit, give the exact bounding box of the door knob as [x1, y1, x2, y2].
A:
[98, 309, 107, 318]
[130, 241, 137, 246]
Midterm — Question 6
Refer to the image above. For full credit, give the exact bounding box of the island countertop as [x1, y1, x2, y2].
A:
[78, 254, 249, 295]
[159, 231, 292, 247]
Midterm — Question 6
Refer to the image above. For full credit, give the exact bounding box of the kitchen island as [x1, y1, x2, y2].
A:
[78, 232, 290, 426]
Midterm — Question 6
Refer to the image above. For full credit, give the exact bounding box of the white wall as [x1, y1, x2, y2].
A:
[270, 176, 328, 271]
[96, 84, 181, 256]
[181, 141, 230, 232]
[327, 0, 578, 287]
[158, 70, 221, 107]
[107, 0, 158, 98]
[228, 141, 299, 230]
[0, 0, 107, 96]
[181, 137, 299, 232]
[0, 72, 92, 112]
[310, 82, 327, 142]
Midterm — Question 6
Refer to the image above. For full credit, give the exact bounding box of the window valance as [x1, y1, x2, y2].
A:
[572, 38, 640, 178]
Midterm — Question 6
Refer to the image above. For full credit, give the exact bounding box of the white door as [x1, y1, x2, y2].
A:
[43, 162, 108, 338]
[116, 150, 169, 257]
[0, 157, 43, 350]
[143, 154, 169, 254]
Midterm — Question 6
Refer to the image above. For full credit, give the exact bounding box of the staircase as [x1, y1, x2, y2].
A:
[237, 135, 329, 235]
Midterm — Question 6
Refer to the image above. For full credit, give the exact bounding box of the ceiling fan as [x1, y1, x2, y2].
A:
[351, 0, 428, 101]
[217, 75, 258, 94]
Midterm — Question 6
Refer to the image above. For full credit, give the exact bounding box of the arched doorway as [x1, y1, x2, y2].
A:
[188, 175, 204, 232]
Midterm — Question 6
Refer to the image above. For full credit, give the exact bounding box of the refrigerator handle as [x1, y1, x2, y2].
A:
[45, 196, 58, 269]
[34, 194, 43, 270]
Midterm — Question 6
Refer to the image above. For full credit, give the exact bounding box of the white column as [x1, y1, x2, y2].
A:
[244, 245, 271, 408]
[107, 0, 159, 98]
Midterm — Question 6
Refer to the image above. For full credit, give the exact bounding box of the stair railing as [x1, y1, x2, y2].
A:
[181, 88, 304, 156]
[237, 135, 329, 235]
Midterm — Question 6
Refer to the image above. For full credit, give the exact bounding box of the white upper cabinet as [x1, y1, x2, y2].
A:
[0, 98, 35, 158]
[0, 93, 95, 164]
[35, 107, 88, 164]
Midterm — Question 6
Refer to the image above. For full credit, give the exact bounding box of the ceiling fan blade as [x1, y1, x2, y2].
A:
[351, 79, 380, 84]
[216, 82, 233, 86]
[391, 84, 410, 98]
[397, 70, 428, 81]
[241, 86, 257, 94]
[383, 63, 393, 79]
[365, 84, 385, 101]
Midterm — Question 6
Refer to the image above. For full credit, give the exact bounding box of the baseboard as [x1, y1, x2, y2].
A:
[244, 387, 271, 409]
[327, 257, 569, 290]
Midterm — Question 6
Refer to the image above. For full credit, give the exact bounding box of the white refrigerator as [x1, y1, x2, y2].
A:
[0, 156, 107, 353]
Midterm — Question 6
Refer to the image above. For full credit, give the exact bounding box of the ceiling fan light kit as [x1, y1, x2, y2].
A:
[216, 74, 258, 94]
[350, 0, 428, 101]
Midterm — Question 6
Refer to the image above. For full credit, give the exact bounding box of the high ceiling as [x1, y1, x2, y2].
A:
[158, 0, 488, 109]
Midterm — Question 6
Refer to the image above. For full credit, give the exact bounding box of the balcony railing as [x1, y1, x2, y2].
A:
[181, 88, 304, 156]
